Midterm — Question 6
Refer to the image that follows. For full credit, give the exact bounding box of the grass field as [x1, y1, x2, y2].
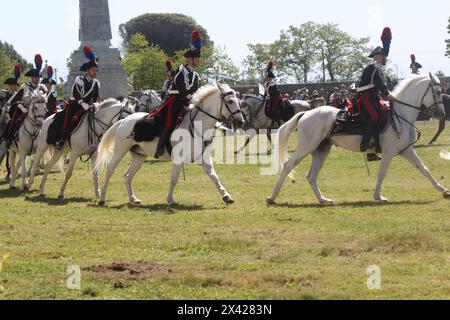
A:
[0, 123, 449, 300]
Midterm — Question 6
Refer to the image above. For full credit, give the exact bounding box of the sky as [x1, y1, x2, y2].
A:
[0, 0, 449, 81]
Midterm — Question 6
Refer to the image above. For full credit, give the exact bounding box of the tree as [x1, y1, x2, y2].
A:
[242, 43, 276, 83]
[435, 70, 445, 77]
[119, 13, 211, 56]
[446, 17, 450, 57]
[0, 49, 15, 89]
[274, 22, 320, 83]
[122, 34, 169, 90]
[202, 46, 240, 85]
[315, 23, 370, 82]
[0, 41, 32, 70]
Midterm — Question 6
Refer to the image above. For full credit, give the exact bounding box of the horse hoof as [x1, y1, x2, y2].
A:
[130, 199, 143, 206]
[58, 195, 64, 200]
[98, 200, 106, 207]
[266, 198, 276, 206]
[223, 195, 235, 205]
[444, 191, 450, 199]
[320, 198, 335, 206]
[39, 194, 46, 199]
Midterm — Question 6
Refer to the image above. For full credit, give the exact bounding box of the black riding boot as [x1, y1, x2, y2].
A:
[155, 127, 169, 159]
[56, 129, 69, 150]
[360, 120, 377, 152]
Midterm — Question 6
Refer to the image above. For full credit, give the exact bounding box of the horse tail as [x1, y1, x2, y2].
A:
[278, 112, 305, 175]
[95, 120, 121, 172]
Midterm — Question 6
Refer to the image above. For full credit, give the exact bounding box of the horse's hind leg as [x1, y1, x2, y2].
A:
[125, 152, 146, 205]
[5, 151, 10, 180]
[400, 147, 450, 198]
[267, 149, 311, 205]
[307, 143, 334, 205]
[28, 144, 50, 191]
[91, 152, 101, 198]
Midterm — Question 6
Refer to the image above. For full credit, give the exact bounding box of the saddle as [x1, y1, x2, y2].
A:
[331, 109, 389, 136]
[265, 100, 295, 122]
[46, 101, 87, 146]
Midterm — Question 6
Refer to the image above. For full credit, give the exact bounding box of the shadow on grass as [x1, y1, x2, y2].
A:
[89, 202, 214, 213]
[272, 200, 436, 209]
[415, 143, 450, 149]
[25, 195, 93, 206]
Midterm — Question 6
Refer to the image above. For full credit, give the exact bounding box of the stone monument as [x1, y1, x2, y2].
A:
[66, 0, 128, 99]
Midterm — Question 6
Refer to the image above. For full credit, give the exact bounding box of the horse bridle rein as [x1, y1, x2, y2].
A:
[389, 75, 443, 154]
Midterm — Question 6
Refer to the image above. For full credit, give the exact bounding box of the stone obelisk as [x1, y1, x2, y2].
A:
[67, 0, 128, 99]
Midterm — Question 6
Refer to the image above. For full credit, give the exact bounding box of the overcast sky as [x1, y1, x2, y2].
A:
[0, 0, 449, 80]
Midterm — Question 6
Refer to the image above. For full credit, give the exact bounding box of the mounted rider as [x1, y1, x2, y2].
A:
[410, 54, 422, 75]
[0, 64, 21, 111]
[153, 30, 202, 159]
[41, 66, 58, 118]
[161, 60, 176, 101]
[55, 44, 100, 150]
[264, 60, 282, 120]
[354, 27, 393, 161]
[5, 55, 47, 148]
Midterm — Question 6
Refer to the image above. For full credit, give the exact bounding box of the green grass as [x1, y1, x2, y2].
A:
[0, 124, 449, 300]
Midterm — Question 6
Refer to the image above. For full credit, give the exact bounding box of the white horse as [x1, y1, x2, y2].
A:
[267, 74, 450, 205]
[27, 98, 136, 199]
[9, 92, 48, 190]
[235, 97, 316, 155]
[94, 84, 245, 206]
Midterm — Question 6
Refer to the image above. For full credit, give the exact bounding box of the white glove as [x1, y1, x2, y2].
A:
[81, 102, 90, 111]
[18, 104, 27, 113]
[186, 94, 193, 101]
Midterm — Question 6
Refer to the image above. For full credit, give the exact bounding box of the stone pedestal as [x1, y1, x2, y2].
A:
[67, 46, 128, 99]
[66, 0, 128, 99]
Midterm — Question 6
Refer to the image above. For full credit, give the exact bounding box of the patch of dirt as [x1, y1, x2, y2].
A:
[84, 262, 173, 282]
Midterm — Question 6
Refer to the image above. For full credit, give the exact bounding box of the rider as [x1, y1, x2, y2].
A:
[264, 60, 282, 120]
[355, 27, 392, 162]
[161, 60, 175, 101]
[55, 44, 100, 150]
[41, 66, 58, 118]
[1, 64, 21, 110]
[5, 54, 46, 148]
[410, 54, 422, 75]
[154, 30, 202, 159]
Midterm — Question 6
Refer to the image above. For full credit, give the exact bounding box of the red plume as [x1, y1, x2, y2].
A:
[192, 30, 201, 40]
[410, 54, 416, 63]
[14, 64, 21, 80]
[165, 60, 173, 71]
[34, 54, 43, 70]
[47, 66, 54, 80]
[268, 60, 273, 69]
[83, 44, 96, 61]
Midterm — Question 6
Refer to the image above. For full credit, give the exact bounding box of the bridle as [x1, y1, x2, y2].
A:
[389, 74, 444, 153]
[191, 85, 242, 128]
[20, 99, 46, 154]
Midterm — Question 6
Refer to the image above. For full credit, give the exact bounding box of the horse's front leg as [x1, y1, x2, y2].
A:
[201, 156, 234, 204]
[374, 154, 394, 203]
[9, 150, 17, 189]
[91, 152, 101, 198]
[19, 146, 29, 191]
[167, 164, 184, 206]
[401, 147, 450, 198]
[5, 151, 10, 180]
[58, 153, 78, 200]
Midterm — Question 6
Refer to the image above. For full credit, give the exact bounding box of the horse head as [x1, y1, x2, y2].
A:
[27, 92, 47, 127]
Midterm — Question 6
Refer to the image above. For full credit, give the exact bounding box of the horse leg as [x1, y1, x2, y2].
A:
[167, 164, 184, 206]
[374, 154, 395, 203]
[400, 147, 450, 198]
[266, 131, 272, 155]
[9, 151, 17, 189]
[28, 143, 49, 190]
[125, 152, 146, 205]
[235, 134, 254, 155]
[99, 152, 127, 206]
[58, 153, 78, 200]
[267, 150, 310, 205]
[38, 151, 63, 197]
[5, 151, 10, 180]
[201, 158, 234, 204]
[19, 148, 28, 191]
[307, 144, 334, 205]
[91, 152, 101, 198]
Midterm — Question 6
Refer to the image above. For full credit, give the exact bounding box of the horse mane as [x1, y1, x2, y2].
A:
[192, 85, 222, 105]
[95, 98, 120, 111]
[391, 75, 429, 98]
